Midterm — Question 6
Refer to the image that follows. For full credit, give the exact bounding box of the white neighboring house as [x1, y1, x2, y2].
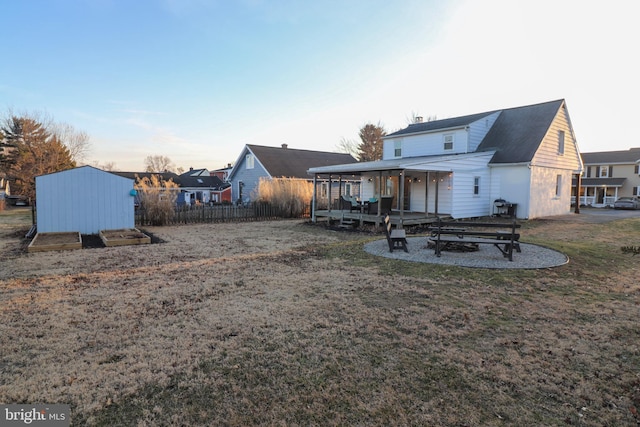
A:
[308, 99, 583, 220]
[36, 166, 136, 234]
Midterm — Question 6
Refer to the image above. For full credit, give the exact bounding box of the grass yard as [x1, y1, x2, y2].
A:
[0, 210, 639, 426]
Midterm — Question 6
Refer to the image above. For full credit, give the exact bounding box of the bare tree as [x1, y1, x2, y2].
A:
[335, 137, 359, 159]
[90, 161, 117, 171]
[144, 155, 176, 173]
[53, 122, 91, 163]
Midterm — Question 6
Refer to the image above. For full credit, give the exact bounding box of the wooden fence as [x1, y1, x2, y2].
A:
[135, 202, 311, 226]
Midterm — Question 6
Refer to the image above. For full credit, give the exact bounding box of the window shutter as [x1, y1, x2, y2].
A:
[586, 167, 591, 178]
[634, 186, 638, 196]
[595, 167, 600, 178]
[635, 165, 639, 174]
[609, 166, 613, 177]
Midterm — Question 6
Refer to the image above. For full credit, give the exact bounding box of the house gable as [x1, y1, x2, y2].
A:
[477, 99, 566, 164]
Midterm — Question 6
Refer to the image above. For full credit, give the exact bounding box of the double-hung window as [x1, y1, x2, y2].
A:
[473, 177, 480, 195]
[444, 134, 454, 150]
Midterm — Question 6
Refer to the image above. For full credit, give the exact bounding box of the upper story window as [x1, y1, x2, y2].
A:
[394, 140, 402, 157]
[599, 165, 609, 177]
[245, 154, 254, 169]
[558, 130, 565, 155]
[443, 134, 454, 150]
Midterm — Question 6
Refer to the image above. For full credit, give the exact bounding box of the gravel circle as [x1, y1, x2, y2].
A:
[364, 237, 568, 269]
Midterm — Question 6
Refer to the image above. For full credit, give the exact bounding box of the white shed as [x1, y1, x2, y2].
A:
[35, 166, 136, 234]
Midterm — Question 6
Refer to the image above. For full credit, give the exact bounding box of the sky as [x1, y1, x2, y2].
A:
[2, 0, 639, 172]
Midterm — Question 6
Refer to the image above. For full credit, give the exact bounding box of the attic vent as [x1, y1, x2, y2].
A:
[281, 143, 288, 149]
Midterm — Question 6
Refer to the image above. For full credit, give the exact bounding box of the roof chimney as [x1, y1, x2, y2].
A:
[281, 143, 288, 149]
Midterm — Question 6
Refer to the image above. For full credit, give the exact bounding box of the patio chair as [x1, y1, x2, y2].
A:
[341, 195, 359, 212]
[384, 214, 408, 252]
[380, 196, 394, 214]
[367, 198, 379, 214]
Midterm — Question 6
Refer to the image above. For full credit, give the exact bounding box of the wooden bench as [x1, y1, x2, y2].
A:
[384, 214, 408, 252]
[428, 217, 521, 261]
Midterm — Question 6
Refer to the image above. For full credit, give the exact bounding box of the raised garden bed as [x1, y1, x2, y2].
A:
[99, 228, 150, 247]
[28, 232, 82, 253]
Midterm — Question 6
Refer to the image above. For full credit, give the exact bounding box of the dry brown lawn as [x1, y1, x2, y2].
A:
[1, 209, 639, 426]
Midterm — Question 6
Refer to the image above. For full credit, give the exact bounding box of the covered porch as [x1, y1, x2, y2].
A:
[308, 156, 458, 228]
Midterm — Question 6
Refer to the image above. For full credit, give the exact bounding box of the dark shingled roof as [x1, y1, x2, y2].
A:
[387, 99, 566, 164]
[386, 111, 498, 137]
[581, 148, 640, 164]
[476, 99, 565, 163]
[247, 145, 357, 178]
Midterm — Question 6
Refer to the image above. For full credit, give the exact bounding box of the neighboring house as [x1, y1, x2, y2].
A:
[309, 99, 583, 220]
[211, 163, 233, 182]
[227, 144, 358, 204]
[35, 166, 136, 234]
[177, 168, 227, 205]
[574, 147, 640, 207]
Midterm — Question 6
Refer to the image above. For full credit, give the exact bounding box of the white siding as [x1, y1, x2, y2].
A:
[528, 166, 573, 218]
[36, 166, 135, 234]
[489, 166, 532, 219]
[467, 111, 500, 152]
[383, 127, 470, 159]
[531, 104, 581, 171]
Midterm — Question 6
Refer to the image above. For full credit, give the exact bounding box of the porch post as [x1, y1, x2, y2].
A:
[377, 171, 383, 217]
[574, 173, 581, 214]
[399, 170, 405, 222]
[327, 175, 332, 212]
[434, 172, 439, 216]
[424, 171, 429, 216]
[312, 175, 317, 222]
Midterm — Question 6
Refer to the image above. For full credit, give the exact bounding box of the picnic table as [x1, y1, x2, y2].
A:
[428, 217, 521, 261]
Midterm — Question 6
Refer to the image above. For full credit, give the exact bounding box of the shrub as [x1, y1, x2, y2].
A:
[135, 174, 179, 226]
[254, 177, 312, 218]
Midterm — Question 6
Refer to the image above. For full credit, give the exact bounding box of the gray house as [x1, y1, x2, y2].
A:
[227, 144, 357, 204]
[575, 148, 640, 207]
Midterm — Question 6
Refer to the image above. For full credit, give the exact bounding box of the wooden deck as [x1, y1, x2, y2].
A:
[313, 209, 445, 227]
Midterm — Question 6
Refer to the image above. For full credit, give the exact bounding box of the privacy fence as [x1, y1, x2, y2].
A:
[135, 202, 311, 226]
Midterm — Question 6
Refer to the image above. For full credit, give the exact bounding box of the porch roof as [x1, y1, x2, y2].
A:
[307, 151, 496, 176]
[574, 177, 626, 187]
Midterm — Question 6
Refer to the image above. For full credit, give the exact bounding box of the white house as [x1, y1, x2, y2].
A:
[309, 99, 583, 221]
[35, 166, 136, 234]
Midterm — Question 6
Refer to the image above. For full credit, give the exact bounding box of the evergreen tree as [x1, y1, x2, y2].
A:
[0, 116, 76, 200]
[357, 122, 386, 162]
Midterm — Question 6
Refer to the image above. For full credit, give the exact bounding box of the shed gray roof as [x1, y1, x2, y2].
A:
[580, 148, 640, 164]
[247, 144, 357, 178]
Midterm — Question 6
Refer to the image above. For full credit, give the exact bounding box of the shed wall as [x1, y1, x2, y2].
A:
[36, 166, 135, 234]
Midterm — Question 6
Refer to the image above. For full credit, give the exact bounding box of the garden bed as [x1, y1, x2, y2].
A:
[99, 228, 150, 247]
[27, 231, 82, 252]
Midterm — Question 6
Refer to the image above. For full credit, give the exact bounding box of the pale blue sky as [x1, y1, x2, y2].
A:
[2, 0, 638, 171]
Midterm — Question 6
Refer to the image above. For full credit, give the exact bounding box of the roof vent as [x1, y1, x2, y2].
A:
[281, 143, 288, 149]
[415, 116, 423, 123]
